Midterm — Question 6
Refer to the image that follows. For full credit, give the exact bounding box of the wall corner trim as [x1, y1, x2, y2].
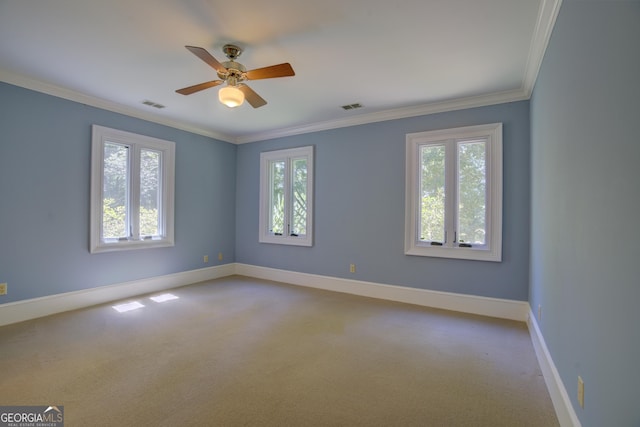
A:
[527, 309, 582, 427]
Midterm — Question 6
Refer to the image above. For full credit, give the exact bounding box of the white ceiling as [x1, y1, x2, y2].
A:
[0, 0, 560, 144]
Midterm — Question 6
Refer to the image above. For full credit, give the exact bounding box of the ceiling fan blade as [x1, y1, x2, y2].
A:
[175, 80, 223, 95]
[185, 46, 227, 74]
[238, 84, 267, 108]
[246, 63, 295, 80]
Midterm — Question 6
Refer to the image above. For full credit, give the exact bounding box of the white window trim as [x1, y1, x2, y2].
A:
[259, 146, 314, 246]
[405, 123, 502, 262]
[90, 125, 175, 253]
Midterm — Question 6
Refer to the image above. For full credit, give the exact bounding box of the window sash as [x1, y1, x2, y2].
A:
[102, 142, 130, 240]
[269, 159, 286, 235]
[139, 148, 163, 239]
[290, 156, 308, 237]
[418, 143, 446, 244]
[456, 140, 487, 247]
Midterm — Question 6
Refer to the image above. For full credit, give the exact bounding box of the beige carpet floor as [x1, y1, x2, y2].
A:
[0, 276, 559, 426]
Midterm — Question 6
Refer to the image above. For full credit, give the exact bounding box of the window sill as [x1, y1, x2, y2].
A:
[90, 238, 174, 254]
[405, 244, 501, 262]
[259, 235, 312, 247]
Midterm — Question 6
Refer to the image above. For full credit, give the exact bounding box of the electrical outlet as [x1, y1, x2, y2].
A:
[218, 252, 223, 261]
[577, 376, 585, 408]
[203, 255, 209, 263]
[349, 264, 356, 273]
[0, 283, 7, 295]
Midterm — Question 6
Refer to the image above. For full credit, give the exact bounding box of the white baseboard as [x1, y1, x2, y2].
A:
[0, 264, 235, 326]
[527, 309, 581, 427]
[1, 263, 528, 326]
[235, 263, 530, 321]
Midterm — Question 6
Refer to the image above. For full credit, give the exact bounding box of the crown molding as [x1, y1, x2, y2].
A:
[235, 88, 529, 144]
[0, 68, 236, 143]
[1, 66, 528, 146]
[522, 0, 563, 96]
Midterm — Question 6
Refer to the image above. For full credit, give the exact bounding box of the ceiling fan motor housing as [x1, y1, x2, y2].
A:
[218, 45, 247, 83]
[218, 61, 247, 83]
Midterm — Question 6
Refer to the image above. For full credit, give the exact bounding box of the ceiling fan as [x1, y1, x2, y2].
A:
[175, 44, 295, 109]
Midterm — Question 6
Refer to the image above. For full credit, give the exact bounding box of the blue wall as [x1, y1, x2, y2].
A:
[0, 82, 237, 303]
[530, 1, 640, 425]
[1, 83, 531, 305]
[236, 101, 531, 300]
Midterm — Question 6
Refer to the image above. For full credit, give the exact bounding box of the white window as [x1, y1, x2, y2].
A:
[90, 125, 175, 253]
[259, 146, 314, 246]
[405, 123, 502, 262]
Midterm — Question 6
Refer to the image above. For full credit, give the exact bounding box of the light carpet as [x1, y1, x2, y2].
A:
[0, 276, 559, 426]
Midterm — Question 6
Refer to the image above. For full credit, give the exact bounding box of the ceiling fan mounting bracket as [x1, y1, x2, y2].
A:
[222, 44, 242, 60]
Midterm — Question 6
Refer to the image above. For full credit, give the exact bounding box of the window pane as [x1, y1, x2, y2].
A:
[457, 141, 486, 245]
[291, 157, 307, 236]
[269, 160, 285, 235]
[419, 145, 446, 242]
[140, 149, 161, 237]
[102, 142, 128, 239]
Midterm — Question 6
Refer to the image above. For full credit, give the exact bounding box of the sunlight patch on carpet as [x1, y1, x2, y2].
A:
[112, 301, 145, 313]
[149, 293, 179, 303]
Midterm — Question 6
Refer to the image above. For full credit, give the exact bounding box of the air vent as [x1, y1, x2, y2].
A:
[341, 103, 363, 110]
[142, 100, 166, 109]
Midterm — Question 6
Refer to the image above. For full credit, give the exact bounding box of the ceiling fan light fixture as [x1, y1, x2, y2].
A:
[219, 85, 244, 108]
